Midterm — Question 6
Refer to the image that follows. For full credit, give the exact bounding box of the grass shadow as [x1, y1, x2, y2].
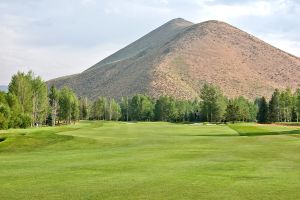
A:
[179, 125, 300, 137]
[178, 134, 238, 137]
[228, 124, 300, 136]
[237, 129, 300, 136]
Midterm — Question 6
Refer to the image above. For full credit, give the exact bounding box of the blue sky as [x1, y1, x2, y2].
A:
[1, 0, 299, 84]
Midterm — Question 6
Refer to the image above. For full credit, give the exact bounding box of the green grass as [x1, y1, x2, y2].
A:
[228, 123, 300, 136]
[0, 121, 300, 200]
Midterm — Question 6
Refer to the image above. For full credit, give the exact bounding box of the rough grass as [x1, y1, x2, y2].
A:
[0, 121, 300, 200]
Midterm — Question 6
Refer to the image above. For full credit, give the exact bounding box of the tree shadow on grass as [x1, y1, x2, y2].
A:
[178, 129, 300, 137]
[237, 129, 300, 136]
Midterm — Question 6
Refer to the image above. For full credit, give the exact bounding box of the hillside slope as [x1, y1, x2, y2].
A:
[48, 18, 300, 100]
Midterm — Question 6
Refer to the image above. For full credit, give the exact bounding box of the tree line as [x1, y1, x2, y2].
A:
[256, 88, 300, 123]
[0, 71, 83, 129]
[1, 71, 300, 129]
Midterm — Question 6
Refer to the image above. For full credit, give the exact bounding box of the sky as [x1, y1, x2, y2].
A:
[0, 0, 300, 85]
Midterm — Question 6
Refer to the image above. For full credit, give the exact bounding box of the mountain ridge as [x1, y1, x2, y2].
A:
[48, 18, 300, 100]
[85, 18, 194, 73]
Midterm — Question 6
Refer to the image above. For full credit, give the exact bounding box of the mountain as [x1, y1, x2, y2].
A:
[0, 85, 8, 92]
[47, 18, 300, 100]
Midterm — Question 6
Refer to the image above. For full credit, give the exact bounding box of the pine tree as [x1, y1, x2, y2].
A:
[268, 89, 280, 122]
[257, 97, 269, 124]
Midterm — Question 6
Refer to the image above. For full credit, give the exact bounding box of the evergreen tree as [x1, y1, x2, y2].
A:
[257, 97, 269, 124]
[268, 89, 280, 122]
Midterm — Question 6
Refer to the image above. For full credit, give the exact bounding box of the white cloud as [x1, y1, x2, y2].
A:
[159, 0, 169, 5]
[104, 6, 121, 15]
[80, 0, 96, 6]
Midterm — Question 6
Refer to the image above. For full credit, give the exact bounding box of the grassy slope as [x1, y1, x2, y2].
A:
[0, 122, 300, 200]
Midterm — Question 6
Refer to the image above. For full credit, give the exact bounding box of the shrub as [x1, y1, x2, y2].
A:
[0, 104, 10, 130]
[19, 114, 32, 128]
[0, 113, 9, 129]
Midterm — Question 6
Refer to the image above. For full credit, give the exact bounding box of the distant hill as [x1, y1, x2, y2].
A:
[0, 85, 8, 92]
[48, 18, 300, 100]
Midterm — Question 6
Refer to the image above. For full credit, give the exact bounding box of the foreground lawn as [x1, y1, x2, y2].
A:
[0, 121, 300, 200]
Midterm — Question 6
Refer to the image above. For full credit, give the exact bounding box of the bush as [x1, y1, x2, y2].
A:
[8, 114, 31, 129]
[9, 115, 21, 128]
[0, 104, 10, 130]
[19, 114, 32, 128]
[0, 114, 9, 129]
